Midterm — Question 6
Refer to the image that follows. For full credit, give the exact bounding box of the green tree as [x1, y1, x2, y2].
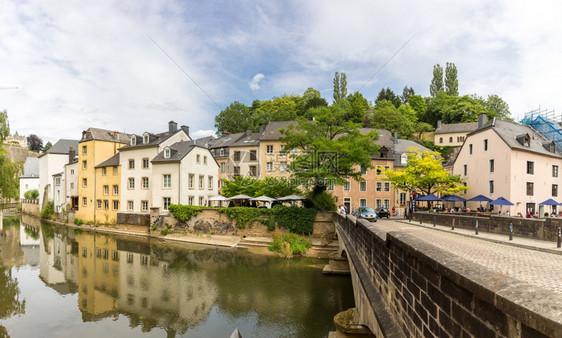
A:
[43, 141, 53, 152]
[345, 91, 371, 123]
[445, 62, 459, 96]
[429, 64, 444, 97]
[375, 87, 401, 108]
[425, 92, 486, 126]
[220, 176, 300, 198]
[252, 96, 298, 128]
[0, 110, 9, 143]
[214, 101, 253, 134]
[414, 122, 434, 140]
[280, 107, 380, 195]
[408, 95, 427, 121]
[385, 147, 468, 197]
[400, 86, 415, 104]
[0, 263, 25, 319]
[27, 134, 43, 152]
[367, 101, 415, 138]
[298, 88, 328, 117]
[333, 72, 347, 102]
[481, 94, 511, 120]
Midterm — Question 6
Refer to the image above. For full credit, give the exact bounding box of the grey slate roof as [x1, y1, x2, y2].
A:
[119, 129, 187, 151]
[434, 122, 479, 134]
[260, 121, 298, 140]
[151, 141, 198, 163]
[23, 157, 39, 176]
[470, 118, 562, 157]
[40, 139, 79, 157]
[95, 153, 120, 168]
[80, 127, 130, 144]
[209, 132, 245, 149]
[231, 131, 260, 147]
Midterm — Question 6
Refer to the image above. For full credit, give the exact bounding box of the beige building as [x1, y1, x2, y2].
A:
[453, 116, 562, 216]
[434, 120, 478, 147]
[259, 121, 296, 179]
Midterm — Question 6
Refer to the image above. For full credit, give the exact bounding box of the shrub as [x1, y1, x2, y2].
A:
[74, 218, 83, 226]
[306, 190, 336, 211]
[24, 189, 39, 199]
[168, 204, 204, 222]
[40, 201, 55, 219]
[544, 212, 549, 217]
[220, 207, 263, 228]
[270, 206, 316, 234]
[268, 233, 312, 257]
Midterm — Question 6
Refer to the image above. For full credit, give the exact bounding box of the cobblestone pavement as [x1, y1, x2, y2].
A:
[376, 219, 562, 294]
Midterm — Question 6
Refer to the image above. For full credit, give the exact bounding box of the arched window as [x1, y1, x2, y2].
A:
[143, 132, 149, 144]
[449, 137, 453, 143]
[439, 137, 443, 143]
[130, 136, 136, 146]
[164, 147, 171, 159]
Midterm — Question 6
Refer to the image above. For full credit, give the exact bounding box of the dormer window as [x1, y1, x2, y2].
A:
[143, 132, 149, 144]
[379, 146, 388, 158]
[400, 153, 407, 165]
[164, 147, 171, 159]
[131, 136, 137, 146]
[516, 133, 530, 147]
[543, 141, 556, 153]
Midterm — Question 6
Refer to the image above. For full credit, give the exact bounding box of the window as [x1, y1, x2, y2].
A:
[142, 177, 149, 189]
[83, 178, 87, 187]
[489, 180, 494, 194]
[376, 182, 382, 192]
[188, 196, 194, 205]
[280, 162, 287, 172]
[553, 165, 559, 177]
[103, 248, 108, 259]
[127, 201, 134, 211]
[113, 185, 118, 195]
[384, 182, 390, 192]
[113, 166, 118, 175]
[208, 176, 213, 190]
[463, 164, 467, 176]
[83, 197, 87, 206]
[233, 151, 240, 161]
[527, 161, 534, 175]
[249, 165, 257, 177]
[266, 162, 273, 172]
[360, 182, 367, 191]
[469, 144, 473, 154]
[266, 145, 273, 154]
[376, 199, 382, 208]
[163, 197, 171, 210]
[553, 184, 559, 197]
[128, 178, 134, 189]
[449, 137, 453, 143]
[250, 150, 257, 161]
[70, 183, 74, 189]
[128, 159, 135, 169]
[141, 256, 148, 265]
[234, 166, 240, 176]
[196, 154, 201, 163]
[199, 196, 204, 206]
[188, 174, 194, 189]
[163, 174, 171, 188]
[131, 136, 136, 146]
[343, 181, 350, 191]
[141, 200, 148, 211]
[113, 250, 119, 261]
[113, 200, 119, 210]
[361, 166, 367, 175]
[327, 180, 334, 190]
[127, 253, 133, 263]
[83, 161, 87, 169]
[457, 136, 464, 142]
[526, 182, 534, 196]
[82, 146, 87, 154]
[360, 199, 367, 207]
[55, 177, 61, 186]
[220, 162, 226, 173]
[220, 148, 224, 156]
[97, 200, 102, 209]
[102, 167, 107, 175]
[142, 158, 149, 169]
[103, 185, 109, 195]
[71, 169, 74, 174]
[203, 156, 207, 164]
[143, 133, 149, 144]
[439, 137, 443, 144]
[400, 193, 406, 205]
[164, 148, 171, 159]
[104, 200, 109, 210]
[199, 175, 204, 189]
[483, 139, 488, 151]
[489, 159, 494, 173]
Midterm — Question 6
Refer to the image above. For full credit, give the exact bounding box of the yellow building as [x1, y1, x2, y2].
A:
[76, 128, 130, 224]
[259, 121, 296, 179]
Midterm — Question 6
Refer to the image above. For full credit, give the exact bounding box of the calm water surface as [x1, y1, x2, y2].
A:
[0, 216, 354, 337]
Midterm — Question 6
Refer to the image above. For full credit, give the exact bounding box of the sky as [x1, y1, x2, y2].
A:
[1, 0, 562, 144]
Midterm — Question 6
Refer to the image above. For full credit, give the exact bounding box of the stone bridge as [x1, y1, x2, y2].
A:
[334, 214, 562, 337]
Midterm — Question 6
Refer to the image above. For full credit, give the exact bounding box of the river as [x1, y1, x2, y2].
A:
[0, 216, 354, 337]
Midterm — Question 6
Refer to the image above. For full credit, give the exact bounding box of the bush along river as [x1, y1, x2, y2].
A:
[0, 216, 354, 337]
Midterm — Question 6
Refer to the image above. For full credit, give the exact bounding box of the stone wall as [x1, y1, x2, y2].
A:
[149, 208, 335, 238]
[22, 199, 40, 216]
[117, 212, 151, 227]
[413, 212, 562, 241]
[337, 214, 560, 338]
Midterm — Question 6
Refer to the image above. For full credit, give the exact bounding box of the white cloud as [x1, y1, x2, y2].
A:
[191, 129, 216, 140]
[249, 73, 265, 90]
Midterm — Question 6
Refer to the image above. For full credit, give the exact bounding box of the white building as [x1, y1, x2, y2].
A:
[38, 139, 78, 209]
[119, 121, 191, 214]
[19, 157, 40, 199]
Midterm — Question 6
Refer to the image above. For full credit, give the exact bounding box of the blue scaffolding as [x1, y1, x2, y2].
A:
[520, 108, 562, 149]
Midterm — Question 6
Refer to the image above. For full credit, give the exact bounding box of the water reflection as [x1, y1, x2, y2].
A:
[1, 216, 354, 337]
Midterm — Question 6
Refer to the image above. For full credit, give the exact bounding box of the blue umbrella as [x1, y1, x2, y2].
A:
[490, 197, 514, 206]
[468, 194, 493, 202]
[441, 195, 466, 202]
[539, 198, 560, 206]
[416, 193, 442, 201]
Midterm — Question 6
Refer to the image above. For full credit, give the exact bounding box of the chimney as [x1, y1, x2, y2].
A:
[259, 125, 265, 134]
[169, 121, 178, 133]
[181, 125, 190, 137]
[394, 131, 398, 144]
[478, 113, 487, 128]
[68, 147, 75, 164]
[113, 130, 119, 139]
[245, 129, 252, 136]
[437, 120, 442, 129]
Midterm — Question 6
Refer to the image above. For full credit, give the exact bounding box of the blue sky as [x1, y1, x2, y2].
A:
[1, 1, 562, 143]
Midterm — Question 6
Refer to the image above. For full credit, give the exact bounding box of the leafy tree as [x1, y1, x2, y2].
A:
[0, 110, 9, 143]
[345, 91, 371, 123]
[24, 189, 39, 199]
[43, 141, 53, 152]
[479, 94, 511, 120]
[414, 122, 434, 140]
[400, 86, 415, 104]
[385, 147, 468, 197]
[298, 88, 328, 117]
[27, 134, 43, 152]
[252, 96, 298, 128]
[0, 263, 25, 319]
[375, 87, 401, 108]
[280, 106, 380, 195]
[425, 92, 486, 126]
[366, 101, 415, 138]
[333, 72, 347, 102]
[429, 64, 444, 97]
[221, 176, 300, 198]
[445, 62, 459, 96]
[214, 101, 253, 134]
[408, 95, 427, 121]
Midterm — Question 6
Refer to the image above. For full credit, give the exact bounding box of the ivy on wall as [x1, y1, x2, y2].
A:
[168, 204, 205, 222]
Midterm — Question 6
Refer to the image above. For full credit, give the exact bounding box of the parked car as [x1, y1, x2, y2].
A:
[358, 206, 377, 222]
[376, 207, 391, 218]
